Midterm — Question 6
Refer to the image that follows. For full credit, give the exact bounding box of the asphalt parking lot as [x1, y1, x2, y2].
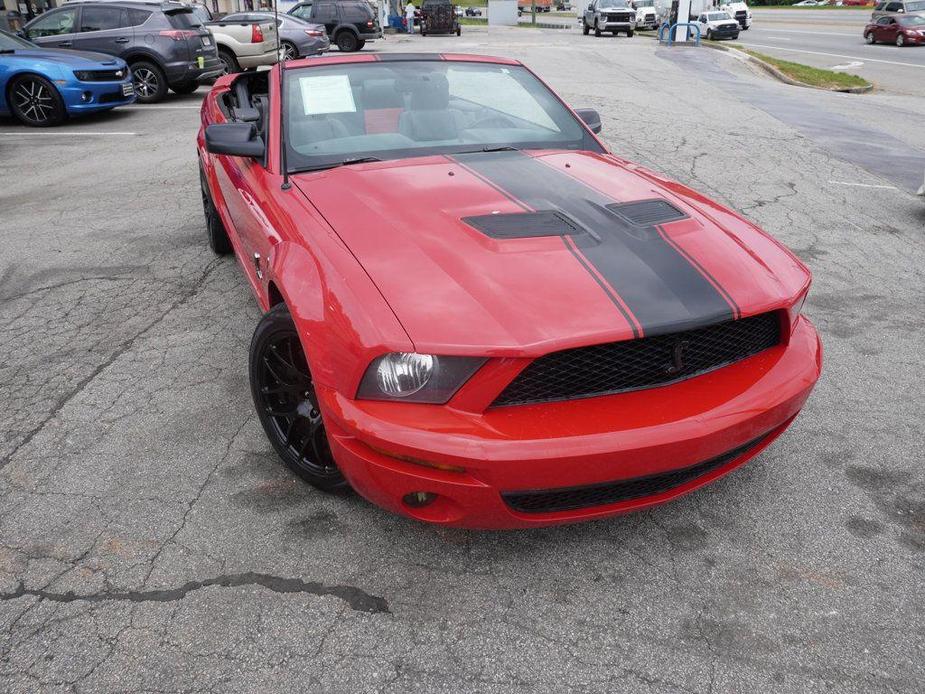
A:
[1, 25, 924, 693]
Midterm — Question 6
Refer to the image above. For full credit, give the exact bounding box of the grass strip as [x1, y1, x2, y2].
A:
[729, 45, 870, 89]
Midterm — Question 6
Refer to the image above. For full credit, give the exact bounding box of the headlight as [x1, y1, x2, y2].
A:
[787, 288, 809, 332]
[357, 353, 486, 404]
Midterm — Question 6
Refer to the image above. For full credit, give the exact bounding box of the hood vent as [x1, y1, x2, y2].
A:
[605, 199, 687, 227]
[463, 210, 583, 239]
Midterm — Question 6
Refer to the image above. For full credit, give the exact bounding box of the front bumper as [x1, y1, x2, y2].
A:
[62, 79, 136, 113]
[318, 316, 822, 529]
[601, 21, 636, 30]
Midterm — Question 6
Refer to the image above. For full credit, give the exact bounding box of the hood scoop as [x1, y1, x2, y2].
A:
[605, 198, 687, 227]
[463, 210, 583, 239]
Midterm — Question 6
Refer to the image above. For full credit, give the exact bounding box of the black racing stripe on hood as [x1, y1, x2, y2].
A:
[450, 150, 736, 336]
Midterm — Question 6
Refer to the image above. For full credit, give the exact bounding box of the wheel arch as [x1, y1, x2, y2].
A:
[122, 49, 166, 68]
[265, 239, 413, 395]
[4, 70, 65, 113]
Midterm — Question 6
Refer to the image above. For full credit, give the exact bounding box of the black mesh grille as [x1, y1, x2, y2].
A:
[77, 70, 127, 82]
[493, 312, 781, 407]
[502, 434, 768, 514]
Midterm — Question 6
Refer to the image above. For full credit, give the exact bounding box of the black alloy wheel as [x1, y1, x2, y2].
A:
[199, 164, 232, 255]
[9, 74, 65, 127]
[281, 41, 299, 60]
[336, 31, 359, 52]
[131, 61, 168, 103]
[250, 304, 347, 491]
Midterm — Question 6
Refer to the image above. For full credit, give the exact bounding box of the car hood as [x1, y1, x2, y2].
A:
[10, 48, 123, 68]
[293, 150, 809, 354]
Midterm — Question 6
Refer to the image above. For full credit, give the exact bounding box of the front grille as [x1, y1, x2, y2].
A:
[76, 70, 126, 82]
[492, 312, 781, 407]
[734, 10, 747, 16]
[502, 434, 768, 514]
[608, 12, 632, 20]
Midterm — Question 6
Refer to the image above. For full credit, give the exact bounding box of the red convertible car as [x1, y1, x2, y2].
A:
[197, 53, 821, 529]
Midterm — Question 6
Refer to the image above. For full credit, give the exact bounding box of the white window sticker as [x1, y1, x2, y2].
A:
[299, 74, 357, 116]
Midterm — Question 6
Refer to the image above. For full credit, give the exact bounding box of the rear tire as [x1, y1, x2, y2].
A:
[131, 60, 168, 103]
[250, 304, 347, 492]
[8, 74, 66, 127]
[218, 49, 240, 75]
[199, 163, 232, 255]
[356, 39, 366, 50]
[281, 40, 298, 60]
[335, 31, 359, 52]
[627, 29, 634, 37]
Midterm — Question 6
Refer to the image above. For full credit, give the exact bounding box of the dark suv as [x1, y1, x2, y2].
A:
[21, 0, 222, 102]
[288, 0, 381, 52]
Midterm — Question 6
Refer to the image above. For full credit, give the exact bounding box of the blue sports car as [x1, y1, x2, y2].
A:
[0, 29, 135, 127]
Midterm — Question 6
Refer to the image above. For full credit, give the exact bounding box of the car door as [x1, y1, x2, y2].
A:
[585, 0, 596, 24]
[290, 2, 313, 21]
[72, 5, 132, 58]
[878, 15, 898, 39]
[24, 6, 81, 49]
[312, 0, 338, 35]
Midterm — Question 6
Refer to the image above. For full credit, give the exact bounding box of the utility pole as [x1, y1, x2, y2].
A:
[532, 0, 536, 25]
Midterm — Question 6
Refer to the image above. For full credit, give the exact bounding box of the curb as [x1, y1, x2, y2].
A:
[698, 40, 874, 94]
[637, 30, 873, 93]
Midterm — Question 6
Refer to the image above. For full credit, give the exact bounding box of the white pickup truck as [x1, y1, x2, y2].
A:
[206, 16, 280, 75]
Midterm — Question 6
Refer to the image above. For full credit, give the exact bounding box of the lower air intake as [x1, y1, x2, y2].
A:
[502, 434, 768, 514]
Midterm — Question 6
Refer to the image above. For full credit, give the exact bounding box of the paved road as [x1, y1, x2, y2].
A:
[522, 8, 925, 95]
[742, 8, 925, 97]
[1, 26, 923, 693]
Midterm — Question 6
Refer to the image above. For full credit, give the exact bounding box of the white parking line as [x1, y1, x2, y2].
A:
[749, 28, 857, 38]
[742, 42, 925, 69]
[0, 131, 138, 136]
[829, 180, 898, 189]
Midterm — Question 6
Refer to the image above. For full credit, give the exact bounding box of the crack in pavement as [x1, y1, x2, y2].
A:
[0, 258, 224, 471]
[0, 572, 390, 613]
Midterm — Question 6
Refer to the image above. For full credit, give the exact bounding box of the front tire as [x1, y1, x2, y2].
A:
[250, 304, 347, 492]
[865, 31, 875, 44]
[335, 31, 359, 52]
[199, 163, 232, 255]
[583, 20, 590, 35]
[594, 21, 601, 37]
[706, 29, 713, 40]
[131, 60, 168, 103]
[896, 34, 905, 47]
[627, 29, 634, 37]
[8, 74, 66, 127]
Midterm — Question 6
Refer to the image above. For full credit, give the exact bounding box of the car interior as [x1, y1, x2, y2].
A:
[217, 63, 593, 168]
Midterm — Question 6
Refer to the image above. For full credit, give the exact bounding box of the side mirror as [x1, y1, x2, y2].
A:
[204, 122, 265, 158]
[16, 30, 27, 39]
[575, 108, 602, 134]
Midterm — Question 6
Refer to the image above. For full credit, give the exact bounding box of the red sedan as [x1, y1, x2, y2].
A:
[865, 14, 925, 46]
[197, 54, 821, 529]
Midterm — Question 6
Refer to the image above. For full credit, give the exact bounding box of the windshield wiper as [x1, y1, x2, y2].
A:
[292, 156, 383, 173]
[455, 146, 520, 155]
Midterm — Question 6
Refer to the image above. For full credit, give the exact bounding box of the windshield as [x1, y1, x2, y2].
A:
[600, 1, 631, 8]
[708, 12, 732, 19]
[906, 0, 925, 10]
[899, 13, 925, 23]
[634, 0, 654, 6]
[0, 30, 35, 50]
[284, 60, 601, 173]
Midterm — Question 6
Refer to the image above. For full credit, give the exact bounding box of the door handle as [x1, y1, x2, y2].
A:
[115, 37, 130, 43]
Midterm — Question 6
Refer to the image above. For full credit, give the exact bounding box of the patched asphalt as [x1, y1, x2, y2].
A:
[1, 26, 923, 693]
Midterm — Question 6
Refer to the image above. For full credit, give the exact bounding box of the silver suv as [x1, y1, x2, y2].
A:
[583, 0, 637, 37]
[872, 0, 925, 19]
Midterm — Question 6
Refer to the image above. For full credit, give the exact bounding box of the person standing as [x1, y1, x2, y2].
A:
[405, 1, 415, 34]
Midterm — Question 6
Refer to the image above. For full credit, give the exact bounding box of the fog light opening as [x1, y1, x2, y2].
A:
[81, 91, 92, 102]
[403, 491, 438, 508]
